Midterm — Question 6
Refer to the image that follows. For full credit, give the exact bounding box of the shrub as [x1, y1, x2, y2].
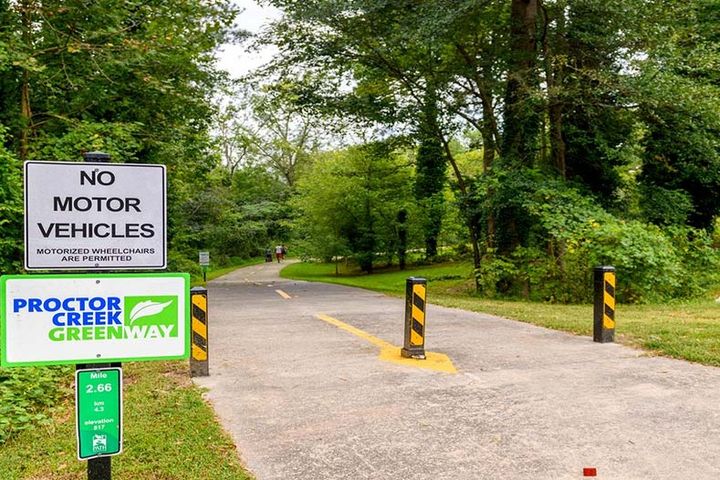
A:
[473, 171, 720, 303]
[0, 366, 71, 444]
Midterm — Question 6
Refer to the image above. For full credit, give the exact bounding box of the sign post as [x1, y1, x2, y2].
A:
[76, 367, 123, 460]
[5, 152, 181, 480]
[199, 251, 210, 282]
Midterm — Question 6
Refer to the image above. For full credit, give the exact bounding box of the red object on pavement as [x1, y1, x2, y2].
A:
[583, 467, 597, 477]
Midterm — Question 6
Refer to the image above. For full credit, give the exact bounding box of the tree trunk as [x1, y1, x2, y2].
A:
[19, 1, 34, 161]
[480, 86, 496, 252]
[415, 82, 447, 262]
[549, 103, 566, 178]
[20, 70, 31, 162]
[438, 135, 482, 291]
[542, 2, 567, 178]
[502, 0, 540, 166]
[481, 97, 496, 171]
[397, 209, 407, 270]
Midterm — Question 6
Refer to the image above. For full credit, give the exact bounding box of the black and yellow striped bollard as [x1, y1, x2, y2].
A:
[593, 266, 615, 343]
[190, 286, 209, 377]
[401, 277, 427, 359]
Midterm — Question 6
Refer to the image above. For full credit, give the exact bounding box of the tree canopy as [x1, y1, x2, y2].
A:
[1, 0, 719, 303]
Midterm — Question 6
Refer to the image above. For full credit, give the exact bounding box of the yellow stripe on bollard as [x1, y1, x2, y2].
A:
[192, 317, 207, 343]
[603, 272, 616, 329]
[192, 344, 207, 361]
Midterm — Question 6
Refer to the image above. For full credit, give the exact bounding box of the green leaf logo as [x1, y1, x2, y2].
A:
[124, 296, 179, 336]
[128, 300, 173, 325]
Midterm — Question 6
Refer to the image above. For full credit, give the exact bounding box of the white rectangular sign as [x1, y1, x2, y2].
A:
[199, 251, 210, 266]
[0, 274, 189, 366]
[24, 161, 167, 270]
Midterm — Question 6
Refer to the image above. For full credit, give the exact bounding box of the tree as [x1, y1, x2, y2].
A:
[0, 0, 241, 274]
[414, 85, 447, 260]
[259, 0, 499, 273]
[293, 141, 417, 272]
[502, 0, 540, 167]
[1, 0, 238, 162]
[637, 0, 720, 229]
[217, 87, 325, 187]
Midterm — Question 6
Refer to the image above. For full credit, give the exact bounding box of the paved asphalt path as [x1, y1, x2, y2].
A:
[195, 261, 720, 480]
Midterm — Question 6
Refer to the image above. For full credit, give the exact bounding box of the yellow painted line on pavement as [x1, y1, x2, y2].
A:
[315, 313, 456, 374]
[316, 313, 393, 349]
[275, 289, 292, 300]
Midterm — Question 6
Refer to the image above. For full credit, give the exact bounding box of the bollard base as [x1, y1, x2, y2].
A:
[401, 347, 426, 360]
[190, 362, 209, 377]
[593, 330, 615, 344]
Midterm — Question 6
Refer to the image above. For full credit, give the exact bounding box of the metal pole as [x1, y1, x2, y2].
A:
[80, 151, 116, 480]
[76, 363, 116, 480]
[401, 277, 427, 359]
[593, 266, 616, 343]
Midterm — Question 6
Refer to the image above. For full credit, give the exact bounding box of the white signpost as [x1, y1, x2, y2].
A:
[24, 161, 166, 270]
[0, 273, 189, 367]
[198, 251, 210, 266]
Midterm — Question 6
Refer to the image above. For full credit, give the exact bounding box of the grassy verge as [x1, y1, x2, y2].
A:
[190, 257, 265, 286]
[193, 257, 265, 285]
[0, 260, 261, 477]
[0, 361, 252, 480]
[281, 261, 720, 366]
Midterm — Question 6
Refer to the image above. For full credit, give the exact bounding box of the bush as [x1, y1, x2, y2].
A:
[0, 366, 71, 444]
[473, 171, 720, 303]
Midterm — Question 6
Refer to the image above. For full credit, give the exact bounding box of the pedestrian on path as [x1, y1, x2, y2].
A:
[275, 245, 284, 263]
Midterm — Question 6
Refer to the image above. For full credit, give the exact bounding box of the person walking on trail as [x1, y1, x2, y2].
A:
[275, 245, 284, 263]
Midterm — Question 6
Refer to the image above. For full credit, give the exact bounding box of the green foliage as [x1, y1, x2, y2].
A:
[169, 165, 291, 269]
[30, 121, 144, 162]
[639, 185, 695, 226]
[0, 366, 70, 444]
[0, 126, 22, 273]
[0, 362, 252, 478]
[638, 87, 720, 229]
[636, 1, 720, 229]
[293, 141, 419, 272]
[471, 171, 720, 303]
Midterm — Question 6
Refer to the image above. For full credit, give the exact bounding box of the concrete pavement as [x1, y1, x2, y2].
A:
[195, 261, 720, 480]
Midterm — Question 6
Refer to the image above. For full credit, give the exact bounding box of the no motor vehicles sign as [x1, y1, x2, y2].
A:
[24, 161, 166, 270]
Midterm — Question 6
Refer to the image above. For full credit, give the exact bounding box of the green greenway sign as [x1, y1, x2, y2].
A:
[0, 273, 189, 366]
[75, 367, 122, 460]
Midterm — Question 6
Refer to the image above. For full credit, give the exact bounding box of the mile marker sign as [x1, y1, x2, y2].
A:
[24, 161, 166, 270]
[76, 367, 123, 460]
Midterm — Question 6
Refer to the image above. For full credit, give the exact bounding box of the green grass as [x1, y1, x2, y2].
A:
[0, 258, 262, 477]
[0, 361, 252, 480]
[280, 260, 471, 293]
[193, 257, 265, 285]
[281, 261, 720, 366]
